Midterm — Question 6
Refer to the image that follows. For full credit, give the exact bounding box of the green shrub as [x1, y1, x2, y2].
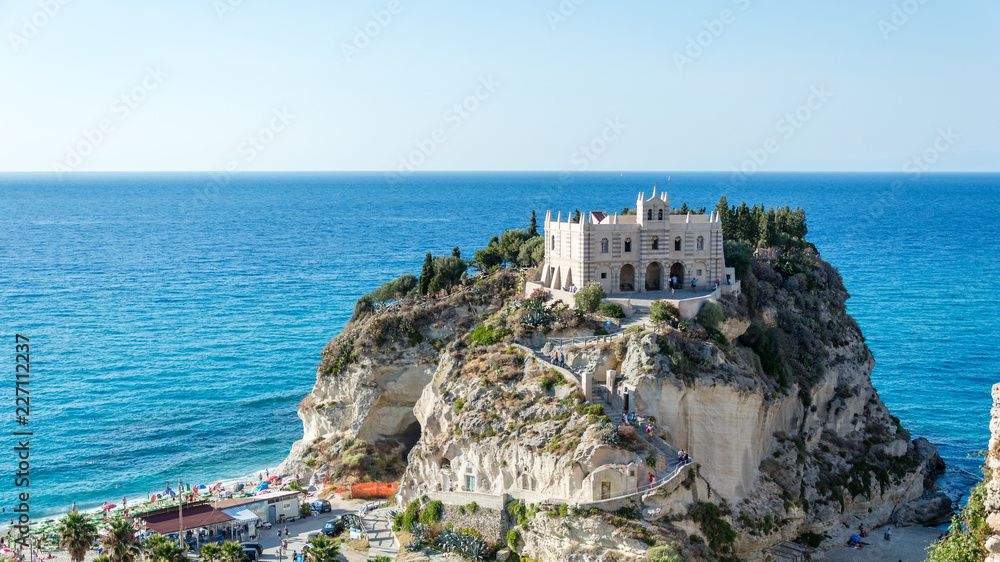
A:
[401, 500, 420, 532]
[597, 302, 625, 318]
[696, 300, 724, 328]
[650, 300, 680, 324]
[927, 469, 989, 561]
[574, 282, 606, 312]
[468, 324, 513, 346]
[419, 500, 443, 524]
[688, 502, 736, 556]
[506, 529, 521, 550]
[594, 328, 608, 336]
[647, 544, 686, 562]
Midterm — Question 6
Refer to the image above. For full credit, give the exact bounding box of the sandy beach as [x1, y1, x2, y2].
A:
[823, 525, 943, 562]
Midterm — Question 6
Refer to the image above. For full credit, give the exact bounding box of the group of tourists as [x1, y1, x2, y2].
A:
[848, 524, 892, 548]
[667, 276, 723, 295]
[677, 450, 691, 465]
[0, 535, 54, 562]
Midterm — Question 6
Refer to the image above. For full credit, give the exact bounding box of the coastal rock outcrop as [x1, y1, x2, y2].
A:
[282, 248, 946, 560]
[982, 383, 1000, 561]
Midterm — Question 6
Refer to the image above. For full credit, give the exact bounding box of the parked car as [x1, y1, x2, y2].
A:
[310, 500, 331, 513]
[321, 517, 345, 536]
[240, 542, 263, 555]
[242, 548, 259, 561]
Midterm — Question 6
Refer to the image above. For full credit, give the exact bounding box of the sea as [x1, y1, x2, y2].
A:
[0, 172, 997, 518]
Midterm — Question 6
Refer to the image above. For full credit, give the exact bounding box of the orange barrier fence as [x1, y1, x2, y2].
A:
[349, 482, 398, 499]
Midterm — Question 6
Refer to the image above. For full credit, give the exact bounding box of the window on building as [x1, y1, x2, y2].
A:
[601, 238, 609, 253]
[465, 475, 476, 492]
[601, 272, 607, 279]
[697, 236, 704, 250]
[601, 482, 611, 500]
[624, 238, 632, 252]
[551, 236, 556, 249]
[674, 237, 682, 251]
[647, 209, 652, 220]
[658, 209, 663, 220]
[651, 236, 658, 250]
[696, 269, 703, 276]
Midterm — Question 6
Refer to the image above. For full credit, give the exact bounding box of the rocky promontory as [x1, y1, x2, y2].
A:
[280, 244, 949, 561]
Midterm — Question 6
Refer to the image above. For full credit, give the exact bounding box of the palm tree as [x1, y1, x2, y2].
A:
[56, 511, 97, 562]
[305, 535, 340, 562]
[200, 543, 221, 562]
[102, 519, 143, 562]
[148, 542, 186, 562]
[219, 541, 245, 562]
[143, 535, 170, 559]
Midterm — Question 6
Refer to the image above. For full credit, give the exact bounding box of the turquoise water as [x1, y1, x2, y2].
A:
[0, 172, 997, 516]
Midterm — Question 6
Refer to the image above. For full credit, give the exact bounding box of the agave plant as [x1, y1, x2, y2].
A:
[436, 528, 485, 561]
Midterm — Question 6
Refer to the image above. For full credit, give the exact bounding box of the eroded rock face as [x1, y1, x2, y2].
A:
[981, 383, 1000, 559]
[517, 514, 650, 562]
[280, 253, 943, 559]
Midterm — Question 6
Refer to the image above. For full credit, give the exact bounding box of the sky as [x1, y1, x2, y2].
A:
[1, 0, 998, 173]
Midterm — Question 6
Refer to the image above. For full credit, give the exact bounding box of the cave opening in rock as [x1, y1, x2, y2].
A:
[399, 418, 422, 454]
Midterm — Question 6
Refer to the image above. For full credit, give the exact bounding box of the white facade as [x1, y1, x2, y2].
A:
[540, 188, 733, 294]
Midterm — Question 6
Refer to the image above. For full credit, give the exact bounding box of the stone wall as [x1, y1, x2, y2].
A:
[439, 503, 508, 544]
[983, 383, 1000, 561]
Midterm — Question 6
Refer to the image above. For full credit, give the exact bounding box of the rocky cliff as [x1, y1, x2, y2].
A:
[281, 248, 947, 560]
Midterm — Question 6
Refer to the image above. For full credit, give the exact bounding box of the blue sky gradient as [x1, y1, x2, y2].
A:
[1, 0, 997, 172]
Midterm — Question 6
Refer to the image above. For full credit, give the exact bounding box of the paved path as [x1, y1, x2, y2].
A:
[362, 507, 399, 560]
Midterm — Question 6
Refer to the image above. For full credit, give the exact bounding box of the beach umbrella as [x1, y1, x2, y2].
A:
[101, 503, 116, 510]
[209, 482, 222, 491]
[233, 484, 244, 492]
[266, 476, 279, 482]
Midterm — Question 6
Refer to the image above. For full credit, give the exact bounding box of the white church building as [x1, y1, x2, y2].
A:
[539, 187, 735, 295]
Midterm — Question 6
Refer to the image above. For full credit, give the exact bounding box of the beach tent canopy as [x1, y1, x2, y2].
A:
[221, 507, 260, 524]
[163, 487, 176, 497]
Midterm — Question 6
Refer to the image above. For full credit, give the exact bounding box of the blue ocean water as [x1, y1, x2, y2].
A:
[0, 172, 997, 516]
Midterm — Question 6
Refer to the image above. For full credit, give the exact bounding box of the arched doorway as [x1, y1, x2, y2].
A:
[645, 262, 662, 291]
[669, 263, 684, 289]
[619, 264, 635, 292]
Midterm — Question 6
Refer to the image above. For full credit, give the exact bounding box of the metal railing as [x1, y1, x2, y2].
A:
[576, 460, 695, 506]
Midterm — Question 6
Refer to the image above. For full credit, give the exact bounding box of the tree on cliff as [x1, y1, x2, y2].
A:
[418, 252, 434, 295]
[57, 511, 97, 562]
[758, 208, 778, 248]
[528, 210, 538, 237]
